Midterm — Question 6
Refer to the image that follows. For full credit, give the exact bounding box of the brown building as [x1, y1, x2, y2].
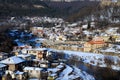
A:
[0, 56, 25, 71]
[84, 37, 106, 52]
[27, 48, 48, 60]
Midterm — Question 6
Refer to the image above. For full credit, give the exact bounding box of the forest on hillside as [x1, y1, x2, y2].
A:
[0, 0, 120, 24]
[0, 0, 99, 18]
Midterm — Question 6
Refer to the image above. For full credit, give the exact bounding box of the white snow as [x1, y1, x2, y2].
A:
[0, 63, 7, 68]
[63, 50, 120, 70]
[15, 71, 24, 75]
[56, 65, 95, 80]
[100, 45, 120, 54]
[48, 68, 61, 73]
[56, 65, 73, 80]
[26, 48, 47, 51]
[73, 66, 95, 80]
[48, 48, 120, 70]
[111, 65, 120, 70]
[17, 54, 31, 59]
[0, 56, 25, 64]
[24, 67, 42, 71]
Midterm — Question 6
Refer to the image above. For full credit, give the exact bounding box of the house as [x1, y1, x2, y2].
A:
[105, 27, 118, 35]
[116, 37, 120, 42]
[24, 67, 42, 79]
[0, 52, 9, 60]
[47, 63, 65, 79]
[112, 34, 120, 42]
[50, 60, 59, 68]
[17, 54, 33, 66]
[0, 56, 25, 71]
[39, 59, 49, 68]
[0, 63, 7, 71]
[47, 73, 57, 80]
[40, 69, 48, 80]
[17, 54, 32, 60]
[3, 70, 26, 80]
[100, 33, 110, 42]
[83, 42, 92, 52]
[56, 35, 67, 41]
[84, 37, 106, 52]
[26, 48, 48, 60]
[30, 26, 44, 37]
[15, 71, 26, 80]
[13, 45, 32, 51]
[0, 63, 7, 78]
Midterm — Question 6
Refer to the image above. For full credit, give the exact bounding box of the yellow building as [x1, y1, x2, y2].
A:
[84, 37, 106, 52]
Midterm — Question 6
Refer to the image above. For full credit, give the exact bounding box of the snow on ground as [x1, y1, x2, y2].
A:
[100, 45, 120, 54]
[73, 66, 95, 80]
[64, 50, 120, 70]
[48, 63, 95, 80]
[56, 65, 73, 80]
[48, 48, 120, 70]
[56, 65, 95, 80]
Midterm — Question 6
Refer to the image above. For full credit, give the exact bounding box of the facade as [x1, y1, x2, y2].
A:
[84, 37, 106, 52]
[27, 48, 48, 59]
[30, 26, 44, 37]
[0, 63, 7, 78]
[0, 52, 9, 60]
[0, 56, 25, 71]
[24, 67, 42, 79]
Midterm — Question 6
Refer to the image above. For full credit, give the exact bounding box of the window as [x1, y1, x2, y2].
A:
[29, 70, 32, 73]
[33, 51, 36, 53]
[36, 70, 39, 73]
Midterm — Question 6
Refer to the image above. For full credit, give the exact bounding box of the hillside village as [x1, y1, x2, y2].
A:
[0, 16, 120, 80]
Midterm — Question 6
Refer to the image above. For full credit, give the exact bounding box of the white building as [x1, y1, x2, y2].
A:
[24, 67, 42, 79]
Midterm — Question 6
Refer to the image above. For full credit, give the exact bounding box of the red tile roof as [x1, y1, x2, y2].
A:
[88, 37, 105, 44]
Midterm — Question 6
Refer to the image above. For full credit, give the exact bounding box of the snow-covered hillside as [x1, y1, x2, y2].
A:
[49, 49, 120, 70]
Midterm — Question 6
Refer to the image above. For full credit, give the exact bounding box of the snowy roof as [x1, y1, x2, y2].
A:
[50, 73, 57, 77]
[88, 37, 105, 44]
[17, 54, 31, 58]
[83, 30, 92, 35]
[14, 39, 26, 47]
[27, 48, 48, 51]
[24, 67, 42, 71]
[48, 68, 60, 73]
[56, 64, 64, 69]
[59, 65, 73, 76]
[0, 56, 25, 64]
[15, 71, 24, 75]
[11, 30, 18, 32]
[29, 78, 38, 80]
[0, 63, 7, 68]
